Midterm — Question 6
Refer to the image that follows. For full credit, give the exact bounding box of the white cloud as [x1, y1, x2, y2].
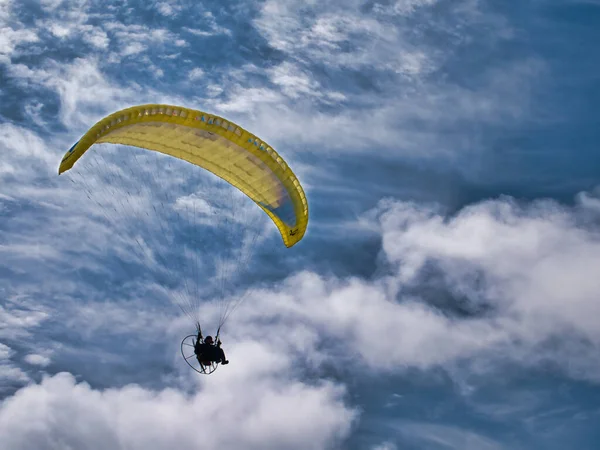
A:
[0, 301, 49, 341]
[7, 58, 144, 129]
[253, 0, 437, 73]
[1, 54, 592, 394]
[186, 0, 526, 165]
[40, 0, 65, 11]
[207, 58, 541, 164]
[83, 27, 110, 49]
[226, 271, 508, 373]
[24, 354, 51, 367]
[0, 25, 39, 62]
[0, 343, 29, 387]
[0, 243, 62, 262]
[372, 442, 397, 450]
[374, 0, 439, 16]
[0, 370, 355, 450]
[0, 343, 12, 359]
[188, 67, 204, 81]
[394, 421, 505, 450]
[182, 26, 215, 37]
[105, 22, 181, 58]
[267, 62, 345, 101]
[48, 22, 72, 38]
[0, 3, 595, 448]
[181, 12, 231, 37]
[121, 41, 146, 56]
[0, 364, 29, 387]
[1, 0, 536, 168]
[34, 0, 105, 50]
[0, 0, 12, 21]
[373, 196, 600, 377]
[156, 2, 181, 17]
[183, 190, 600, 385]
[576, 187, 600, 214]
[0, 123, 58, 178]
[212, 86, 284, 114]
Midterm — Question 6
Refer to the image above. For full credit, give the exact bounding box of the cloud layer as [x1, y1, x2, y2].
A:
[2, 0, 600, 448]
[0, 371, 354, 450]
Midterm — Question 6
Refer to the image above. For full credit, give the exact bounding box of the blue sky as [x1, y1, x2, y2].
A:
[1, 0, 600, 449]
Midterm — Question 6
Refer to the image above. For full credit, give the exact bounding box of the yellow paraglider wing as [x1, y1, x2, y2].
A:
[58, 104, 308, 247]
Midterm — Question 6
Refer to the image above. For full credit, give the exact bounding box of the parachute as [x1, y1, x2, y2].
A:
[58, 104, 309, 372]
[59, 104, 308, 246]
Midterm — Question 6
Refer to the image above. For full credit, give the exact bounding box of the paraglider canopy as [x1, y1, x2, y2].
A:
[58, 103, 309, 247]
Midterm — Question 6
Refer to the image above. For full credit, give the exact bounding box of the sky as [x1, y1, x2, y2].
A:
[1, 0, 600, 449]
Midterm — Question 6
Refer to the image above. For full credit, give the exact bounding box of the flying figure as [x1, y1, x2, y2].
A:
[194, 332, 229, 366]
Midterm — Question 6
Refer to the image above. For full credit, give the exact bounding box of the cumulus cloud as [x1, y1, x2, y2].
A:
[225, 270, 505, 373]
[83, 28, 110, 49]
[204, 191, 600, 383]
[23, 354, 51, 367]
[0, 343, 29, 388]
[0, 26, 39, 61]
[155, 2, 182, 17]
[0, 369, 355, 450]
[576, 187, 600, 214]
[188, 67, 204, 81]
[0, 343, 12, 359]
[374, 196, 600, 377]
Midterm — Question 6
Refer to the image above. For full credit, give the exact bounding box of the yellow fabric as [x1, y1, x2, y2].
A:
[58, 104, 308, 247]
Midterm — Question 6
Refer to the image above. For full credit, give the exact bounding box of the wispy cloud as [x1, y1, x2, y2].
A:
[190, 0, 542, 166]
[105, 22, 183, 58]
[181, 11, 231, 37]
[374, 194, 600, 378]
[393, 421, 506, 450]
[7, 58, 144, 129]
